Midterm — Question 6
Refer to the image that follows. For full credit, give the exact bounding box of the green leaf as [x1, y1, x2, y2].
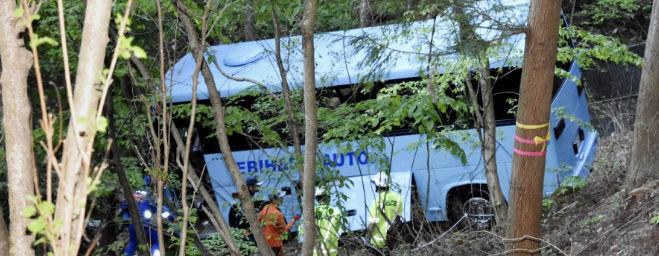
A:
[96, 116, 108, 133]
[22, 206, 37, 218]
[28, 35, 59, 49]
[14, 7, 24, 18]
[121, 50, 132, 60]
[27, 218, 47, 234]
[41, 202, 56, 216]
[132, 47, 147, 59]
[651, 215, 659, 224]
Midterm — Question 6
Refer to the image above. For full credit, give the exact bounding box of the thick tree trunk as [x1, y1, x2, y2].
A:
[506, 0, 561, 255]
[0, 1, 36, 255]
[478, 61, 509, 225]
[300, 0, 319, 255]
[55, 0, 112, 254]
[625, 0, 659, 191]
[172, 1, 272, 255]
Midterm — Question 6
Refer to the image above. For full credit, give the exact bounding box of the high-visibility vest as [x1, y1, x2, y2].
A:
[299, 204, 341, 256]
[314, 205, 341, 256]
[368, 191, 402, 248]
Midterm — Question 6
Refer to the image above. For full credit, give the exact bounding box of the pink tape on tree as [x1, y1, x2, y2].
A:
[513, 147, 546, 157]
[514, 134, 537, 145]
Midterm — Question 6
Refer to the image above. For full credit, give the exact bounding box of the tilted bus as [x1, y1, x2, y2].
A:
[166, 0, 597, 238]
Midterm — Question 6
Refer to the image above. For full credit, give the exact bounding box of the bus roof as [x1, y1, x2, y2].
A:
[166, 0, 529, 103]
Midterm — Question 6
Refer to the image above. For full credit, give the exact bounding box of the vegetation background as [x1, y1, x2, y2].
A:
[0, 0, 656, 255]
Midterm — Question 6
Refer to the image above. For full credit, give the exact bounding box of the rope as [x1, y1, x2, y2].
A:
[411, 213, 467, 252]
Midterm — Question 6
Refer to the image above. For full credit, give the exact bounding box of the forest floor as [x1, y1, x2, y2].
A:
[415, 133, 659, 256]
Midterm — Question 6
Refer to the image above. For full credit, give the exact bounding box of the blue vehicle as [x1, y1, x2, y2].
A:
[166, 0, 597, 235]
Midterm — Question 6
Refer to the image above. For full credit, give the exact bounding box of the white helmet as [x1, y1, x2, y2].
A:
[371, 172, 390, 187]
[315, 187, 327, 197]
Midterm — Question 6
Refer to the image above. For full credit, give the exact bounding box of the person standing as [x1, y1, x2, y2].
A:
[122, 176, 176, 256]
[229, 176, 266, 243]
[302, 187, 341, 256]
[367, 172, 403, 256]
[258, 190, 300, 256]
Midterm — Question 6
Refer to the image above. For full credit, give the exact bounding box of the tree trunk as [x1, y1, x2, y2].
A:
[478, 59, 508, 225]
[477, 60, 508, 225]
[172, 1, 273, 255]
[506, 0, 561, 255]
[450, 0, 508, 226]
[359, 0, 371, 27]
[0, 1, 36, 255]
[244, 0, 258, 41]
[54, 0, 113, 254]
[625, 0, 659, 191]
[300, 0, 319, 255]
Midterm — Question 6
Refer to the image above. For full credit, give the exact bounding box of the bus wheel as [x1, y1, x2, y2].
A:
[447, 188, 495, 229]
[462, 197, 495, 229]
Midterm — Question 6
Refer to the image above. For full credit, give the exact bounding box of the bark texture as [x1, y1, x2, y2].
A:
[506, 0, 562, 255]
[624, 0, 659, 191]
[300, 0, 319, 255]
[54, 0, 113, 254]
[478, 61, 509, 224]
[0, 1, 36, 255]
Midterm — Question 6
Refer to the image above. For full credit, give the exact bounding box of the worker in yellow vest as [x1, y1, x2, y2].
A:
[299, 186, 342, 256]
[313, 187, 341, 256]
[367, 172, 403, 256]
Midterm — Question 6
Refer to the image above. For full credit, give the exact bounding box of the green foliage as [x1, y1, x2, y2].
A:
[34, 0, 86, 80]
[651, 211, 659, 225]
[557, 26, 643, 70]
[29, 34, 59, 49]
[552, 176, 588, 197]
[198, 230, 258, 255]
[542, 198, 554, 210]
[575, 0, 649, 27]
[22, 196, 62, 245]
[561, 176, 588, 190]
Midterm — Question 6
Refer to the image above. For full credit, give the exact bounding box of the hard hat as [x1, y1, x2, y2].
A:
[270, 190, 287, 200]
[371, 172, 390, 187]
[246, 176, 264, 186]
[315, 187, 328, 197]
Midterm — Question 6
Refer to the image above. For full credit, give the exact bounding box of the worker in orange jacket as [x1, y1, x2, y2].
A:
[258, 190, 300, 256]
